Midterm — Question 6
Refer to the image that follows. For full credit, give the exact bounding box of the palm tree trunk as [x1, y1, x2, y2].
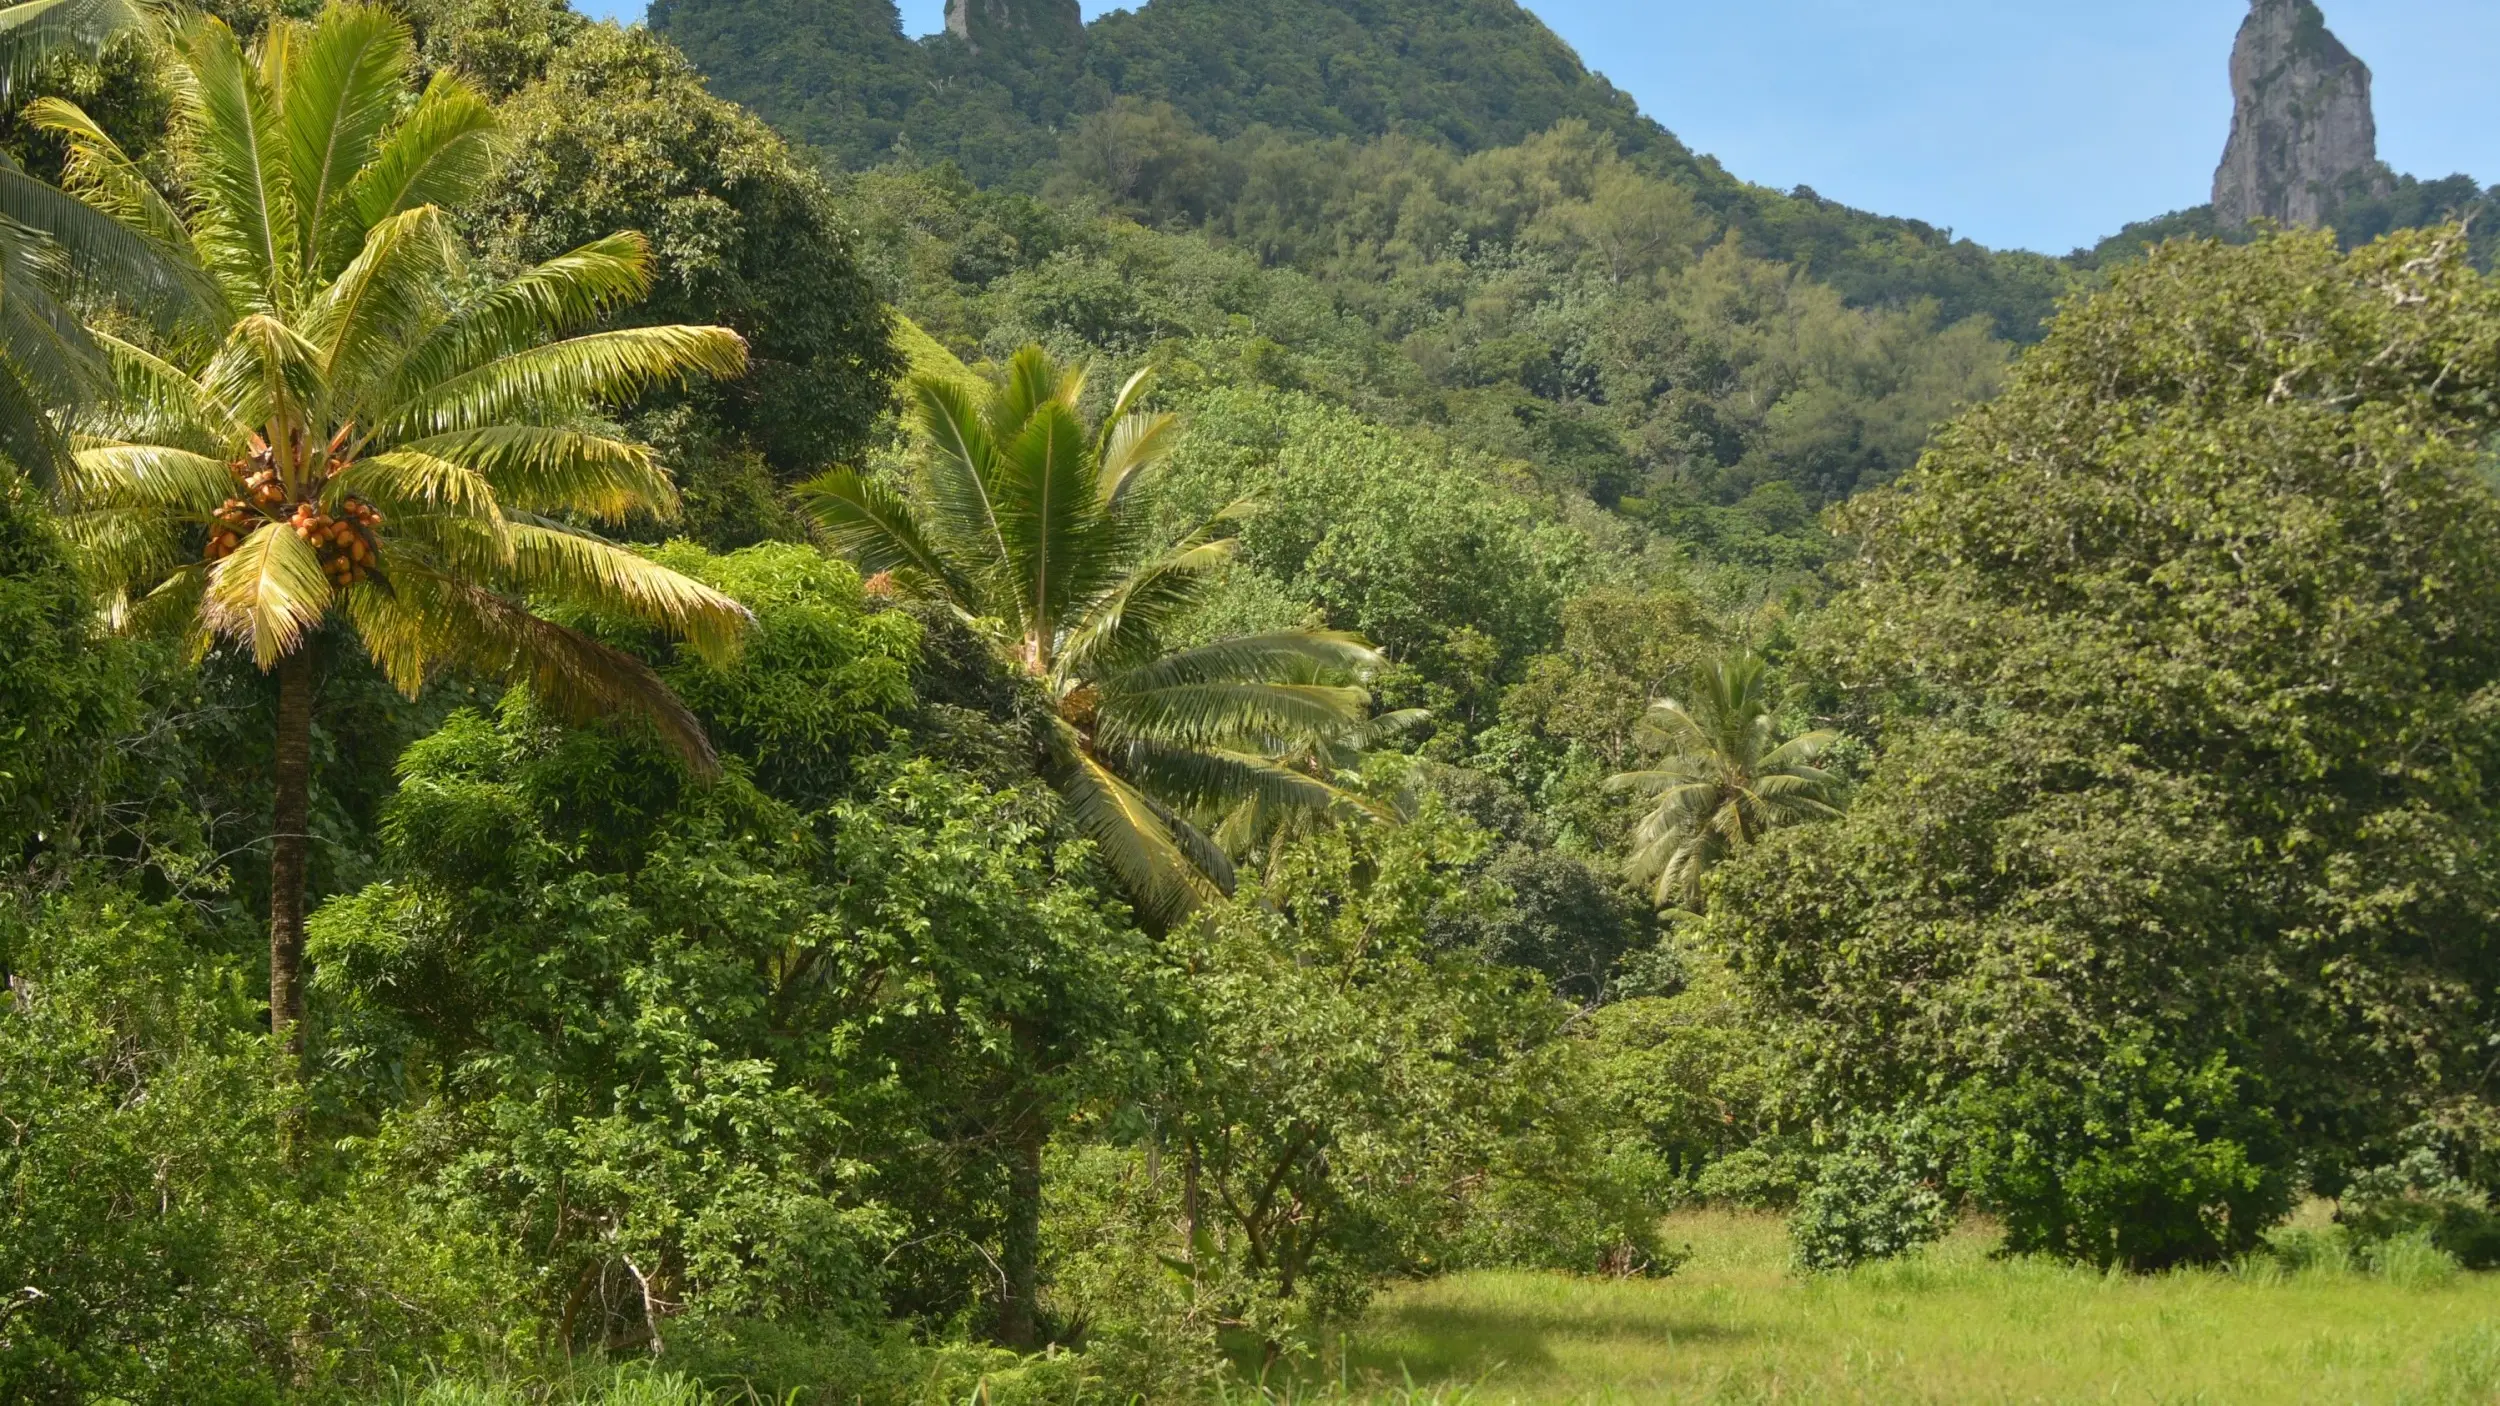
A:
[998, 1091, 1045, 1350]
[268, 650, 315, 1072]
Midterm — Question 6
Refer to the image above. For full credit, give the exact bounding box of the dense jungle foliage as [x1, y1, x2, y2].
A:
[9, 0, 2500, 1401]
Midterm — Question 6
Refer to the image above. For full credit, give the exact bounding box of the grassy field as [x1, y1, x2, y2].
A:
[1293, 1210, 2500, 1405]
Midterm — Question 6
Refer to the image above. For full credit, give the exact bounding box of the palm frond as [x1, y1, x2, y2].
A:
[793, 467, 970, 604]
[1046, 716, 1226, 929]
[23, 97, 197, 266]
[0, 0, 148, 103]
[994, 398, 1113, 646]
[0, 219, 100, 391]
[377, 505, 515, 582]
[388, 426, 672, 522]
[54, 498, 191, 590]
[178, 14, 292, 308]
[120, 558, 208, 637]
[1117, 740, 1356, 819]
[199, 312, 328, 440]
[68, 440, 228, 510]
[375, 324, 745, 439]
[329, 445, 503, 524]
[0, 145, 213, 329]
[1094, 365, 1151, 458]
[990, 342, 1080, 442]
[0, 348, 71, 492]
[305, 203, 457, 398]
[203, 518, 329, 667]
[503, 520, 750, 666]
[906, 372, 1010, 586]
[1098, 677, 1374, 751]
[1757, 729, 1839, 772]
[1112, 630, 1384, 690]
[380, 233, 649, 406]
[1056, 507, 1242, 680]
[280, 2, 411, 278]
[348, 565, 718, 776]
[345, 69, 496, 233]
[0, 216, 104, 486]
[89, 330, 227, 451]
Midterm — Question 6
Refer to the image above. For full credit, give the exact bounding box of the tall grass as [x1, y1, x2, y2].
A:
[1317, 1210, 2500, 1404]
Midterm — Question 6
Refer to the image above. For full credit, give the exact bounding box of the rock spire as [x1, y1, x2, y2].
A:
[2212, 0, 2392, 228]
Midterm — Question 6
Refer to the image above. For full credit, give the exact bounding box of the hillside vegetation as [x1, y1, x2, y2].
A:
[6, 0, 2500, 1401]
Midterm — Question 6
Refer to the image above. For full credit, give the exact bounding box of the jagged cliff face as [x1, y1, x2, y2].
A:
[2213, 0, 2391, 227]
[945, 0, 1083, 53]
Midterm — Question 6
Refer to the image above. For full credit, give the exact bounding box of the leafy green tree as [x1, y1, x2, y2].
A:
[801, 346, 1385, 924]
[0, 484, 131, 864]
[314, 545, 1154, 1353]
[46, 5, 751, 1066]
[1709, 228, 2500, 1266]
[1160, 808, 1664, 1349]
[1608, 651, 1840, 912]
[443, 0, 902, 489]
[0, 886, 482, 1400]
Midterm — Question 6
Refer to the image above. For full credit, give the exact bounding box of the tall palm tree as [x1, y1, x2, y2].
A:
[801, 345, 1387, 926]
[1608, 651, 1843, 913]
[45, 5, 752, 1064]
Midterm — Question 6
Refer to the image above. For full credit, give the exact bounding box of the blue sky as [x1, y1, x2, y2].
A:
[582, 0, 2500, 255]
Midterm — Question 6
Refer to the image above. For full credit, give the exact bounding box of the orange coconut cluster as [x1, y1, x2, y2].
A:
[203, 433, 384, 588]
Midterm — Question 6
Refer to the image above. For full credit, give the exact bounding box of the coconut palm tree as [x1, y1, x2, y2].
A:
[1608, 651, 1843, 913]
[801, 346, 1387, 926]
[44, 5, 752, 1064]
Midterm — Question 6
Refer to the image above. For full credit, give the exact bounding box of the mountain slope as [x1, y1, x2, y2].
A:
[1081, 0, 1663, 157]
[651, 0, 2068, 339]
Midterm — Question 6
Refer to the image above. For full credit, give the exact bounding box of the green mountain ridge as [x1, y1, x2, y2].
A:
[649, 0, 2070, 341]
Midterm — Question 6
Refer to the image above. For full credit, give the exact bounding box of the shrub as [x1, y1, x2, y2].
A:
[1948, 1049, 2293, 1271]
[0, 888, 498, 1401]
[0, 486, 132, 864]
[2340, 1146, 2500, 1271]
[1788, 1121, 1950, 1272]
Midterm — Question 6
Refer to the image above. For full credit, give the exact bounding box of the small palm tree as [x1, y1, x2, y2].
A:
[46, 6, 752, 1062]
[1609, 651, 1843, 913]
[802, 346, 1386, 925]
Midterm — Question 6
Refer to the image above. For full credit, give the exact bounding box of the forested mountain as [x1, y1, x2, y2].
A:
[650, 0, 2070, 341]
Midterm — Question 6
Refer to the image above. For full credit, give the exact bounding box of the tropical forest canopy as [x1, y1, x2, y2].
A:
[7, 0, 2500, 1400]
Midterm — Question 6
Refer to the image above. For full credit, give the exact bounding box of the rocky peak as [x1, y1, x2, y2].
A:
[2212, 0, 2392, 227]
[944, 0, 1083, 53]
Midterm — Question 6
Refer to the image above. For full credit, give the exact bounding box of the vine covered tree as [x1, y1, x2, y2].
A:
[1609, 651, 1842, 912]
[47, 5, 752, 1068]
[801, 345, 1388, 925]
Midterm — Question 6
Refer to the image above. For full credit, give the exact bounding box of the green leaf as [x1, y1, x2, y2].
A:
[280, 3, 412, 278]
[345, 69, 496, 232]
